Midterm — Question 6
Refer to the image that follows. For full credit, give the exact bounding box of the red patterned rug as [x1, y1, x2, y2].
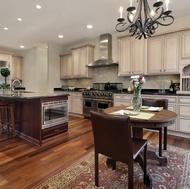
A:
[35, 143, 190, 189]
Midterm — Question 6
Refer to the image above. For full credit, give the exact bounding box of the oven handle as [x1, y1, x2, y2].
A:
[93, 98, 113, 102]
[83, 98, 93, 101]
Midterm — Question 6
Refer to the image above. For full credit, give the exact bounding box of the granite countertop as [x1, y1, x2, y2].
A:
[0, 91, 69, 100]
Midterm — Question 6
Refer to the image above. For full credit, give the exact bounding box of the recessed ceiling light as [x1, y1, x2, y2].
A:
[17, 18, 22, 21]
[58, 35, 64, 38]
[20, 45, 25, 48]
[36, 5, 42, 9]
[87, 25, 93, 29]
[4, 27, 8, 30]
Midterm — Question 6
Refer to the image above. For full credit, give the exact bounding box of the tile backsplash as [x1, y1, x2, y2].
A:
[63, 67, 180, 90]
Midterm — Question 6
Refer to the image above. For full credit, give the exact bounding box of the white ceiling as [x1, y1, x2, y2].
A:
[0, 0, 190, 51]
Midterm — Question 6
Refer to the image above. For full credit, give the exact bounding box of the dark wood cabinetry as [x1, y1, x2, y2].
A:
[42, 123, 68, 139]
[0, 94, 68, 145]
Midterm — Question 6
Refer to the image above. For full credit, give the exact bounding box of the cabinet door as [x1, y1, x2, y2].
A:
[12, 56, 22, 80]
[147, 36, 163, 74]
[78, 47, 87, 77]
[167, 105, 177, 131]
[132, 38, 147, 74]
[181, 30, 190, 59]
[164, 33, 179, 73]
[71, 93, 83, 114]
[72, 49, 80, 77]
[72, 45, 94, 78]
[60, 54, 72, 79]
[114, 94, 132, 106]
[118, 36, 131, 76]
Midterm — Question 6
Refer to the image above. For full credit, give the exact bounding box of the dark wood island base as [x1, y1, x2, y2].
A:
[0, 93, 69, 145]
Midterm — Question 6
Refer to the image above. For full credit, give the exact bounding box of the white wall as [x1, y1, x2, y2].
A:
[21, 47, 48, 92]
[47, 44, 66, 92]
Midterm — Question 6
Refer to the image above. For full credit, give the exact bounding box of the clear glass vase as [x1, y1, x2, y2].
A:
[132, 89, 142, 114]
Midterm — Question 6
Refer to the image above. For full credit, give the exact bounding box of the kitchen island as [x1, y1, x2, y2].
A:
[0, 92, 69, 145]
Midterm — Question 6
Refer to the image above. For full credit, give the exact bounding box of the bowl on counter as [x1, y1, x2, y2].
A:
[68, 87, 75, 91]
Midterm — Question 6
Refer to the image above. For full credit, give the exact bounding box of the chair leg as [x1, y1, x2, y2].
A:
[95, 152, 99, 187]
[128, 165, 133, 189]
[143, 144, 147, 185]
[159, 129, 162, 157]
[163, 127, 167, 150]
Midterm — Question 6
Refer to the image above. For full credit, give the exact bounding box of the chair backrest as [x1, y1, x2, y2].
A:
[142, 98, 168, 110]
[90, 111, 133, 164]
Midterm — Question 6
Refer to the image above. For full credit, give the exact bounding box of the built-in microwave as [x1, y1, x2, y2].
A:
[42, 100, 68, 129]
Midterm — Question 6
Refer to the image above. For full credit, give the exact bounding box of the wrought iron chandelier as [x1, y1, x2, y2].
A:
[115, 0, 174, 39]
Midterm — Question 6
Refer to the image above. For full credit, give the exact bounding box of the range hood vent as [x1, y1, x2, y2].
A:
[86, 33, 119, 68]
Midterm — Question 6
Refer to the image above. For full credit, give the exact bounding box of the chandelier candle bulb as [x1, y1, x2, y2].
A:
[130, 0, 133, 7]
[165, 0, 169, 11]
[119, 6, 123, 18]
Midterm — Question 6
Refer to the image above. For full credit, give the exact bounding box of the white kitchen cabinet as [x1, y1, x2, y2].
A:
[71, 92, 83, 115]
[153, 95, 178, 131]
[118, 36, 147, 76]
[11, 56, 22, 80]
[181, 29, 190, 59]
[114, 93, 132, 106]
[0, 53, 12, 63]
[147, 32, 180, 75]
[60, 53, 72, 79]
[178, 96, 190, 133]
[53, 91, 83, 116]
[71, 45, 94, 78]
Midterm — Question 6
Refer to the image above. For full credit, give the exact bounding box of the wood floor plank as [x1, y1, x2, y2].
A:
[0, 115, 190, 189]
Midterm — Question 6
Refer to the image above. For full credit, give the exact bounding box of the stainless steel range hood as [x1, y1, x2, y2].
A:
[86, 33, 119, 68]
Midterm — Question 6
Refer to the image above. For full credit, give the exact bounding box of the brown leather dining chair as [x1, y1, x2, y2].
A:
[90, 111, 148, 189]
[142, 98, 168, 157]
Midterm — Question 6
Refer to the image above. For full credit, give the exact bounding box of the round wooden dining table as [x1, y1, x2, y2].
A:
[103, 106, 178, 166]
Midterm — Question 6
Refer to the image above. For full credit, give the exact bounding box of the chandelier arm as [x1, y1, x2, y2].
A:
[154, 15, 174, 26]
[115, 22, 132, 32]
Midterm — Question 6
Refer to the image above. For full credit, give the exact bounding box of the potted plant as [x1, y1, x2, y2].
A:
[0, 67, 10, 91]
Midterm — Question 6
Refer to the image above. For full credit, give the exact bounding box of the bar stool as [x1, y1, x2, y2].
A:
[0, 102, 16, 136]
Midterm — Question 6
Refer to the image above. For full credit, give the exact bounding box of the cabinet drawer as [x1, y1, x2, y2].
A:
[114, 100, 131, 106]
[179, 97, 190, 104]
[42, 123, 68, 139]
[179, 105, 190, 116]
[72, 92, 82, 97]
[178, 118, 190, 133]
[154, 95, 177, 103]
[114, 94, 131, 100]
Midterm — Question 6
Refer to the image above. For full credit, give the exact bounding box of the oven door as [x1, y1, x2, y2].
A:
[93, 99, 113, 112]
[83, 98, 93, 117]
[42, 101, 68, 129]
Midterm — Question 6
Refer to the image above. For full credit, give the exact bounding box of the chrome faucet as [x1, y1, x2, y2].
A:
[11, 79, 22, 91]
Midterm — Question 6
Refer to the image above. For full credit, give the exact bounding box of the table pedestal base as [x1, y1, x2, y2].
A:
[147, 150, 167, 166]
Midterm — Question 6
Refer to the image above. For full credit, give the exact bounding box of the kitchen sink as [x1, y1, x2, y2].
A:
[12, 90, 33, 94]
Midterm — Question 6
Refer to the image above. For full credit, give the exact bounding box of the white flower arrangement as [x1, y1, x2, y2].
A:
[130, 75, 146, 91]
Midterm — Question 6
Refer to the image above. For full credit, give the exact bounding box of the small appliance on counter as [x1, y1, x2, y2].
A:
[93, 82, 123, 91]
[169, 81, 180, 93]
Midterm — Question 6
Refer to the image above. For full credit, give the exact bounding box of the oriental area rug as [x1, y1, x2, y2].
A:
[35, 143, 190, 189]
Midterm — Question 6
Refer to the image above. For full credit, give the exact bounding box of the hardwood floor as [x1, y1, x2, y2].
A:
[0, 115, 190, 189]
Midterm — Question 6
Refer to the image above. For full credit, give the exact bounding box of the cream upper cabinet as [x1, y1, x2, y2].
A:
[11, 56, 22, 80]
[181, 29, 190, 59]
[118, 36, 147, 76]
[60, 53, 72, 79]
[71, 45, 94, 78]
[147, 33, 180, 75]
[147, 36, 163, 74]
